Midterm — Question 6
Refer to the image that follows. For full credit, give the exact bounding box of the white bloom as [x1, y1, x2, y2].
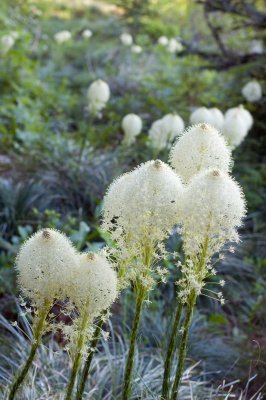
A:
[158, 36, 168, 46]
[169, 124, 232, 183]
[148, 113, 184, 151]
[223, 105, 253, 148]
[87, 79, 110, 114]
[82, 29, 92, 39]
[167, 38, 183, 53]
[181, 169, 246, 257]
[161, 113, 185, 140]
[69, 253, 118, 318]
[249, 40, 263, 54]
[148, 119, 165, 150]
[131, 45, 142, 53]
[16, 229, 79, 306]
[190, 107, 224, 130]
[102, 160, 183, 248]
[121, 113, 142, 145]
[1, 35, 15, 53]
[10, 31, 19, 40]
[209, 108, 224, 130]
[120, 33, 133, 46]
[242, 80, 262, 102]
[54, 30, 72, 43]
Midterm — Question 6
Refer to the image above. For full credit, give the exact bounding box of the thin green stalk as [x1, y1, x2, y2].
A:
[75, 312, 107, 400]
[8, 301, 51, 400]
[170, 292, 196, 400]
[122, 283, 146, 400]
[65, 311, 89, 400]
[161, 301, 183, 400]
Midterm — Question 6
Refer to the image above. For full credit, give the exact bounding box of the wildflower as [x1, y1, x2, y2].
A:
[64, 252, 117, 400]
[190, 107, 224, 130]
[131, 45, 142, 53]
[67, 252, 118, 319]
[148, 113, 184, 151]
[180, 169, 246, 258]
[242, 80, 262, 102]
[169, 124, 232, 183]
[121, 113, 142, 146]
[120, 33, 133, 46]
[158, 36, 168, 46]
[82, 29, 92, 39]
[87, 79, 110, 115]
[249, 40, 263, 54]
[167, 38, 183, 53]
[54, 30, 72, 43]
[223, 105, 253, 148]
[102, 160, 183, 258]
[1, 35, 15, 53]
[16, 228, 79, 307]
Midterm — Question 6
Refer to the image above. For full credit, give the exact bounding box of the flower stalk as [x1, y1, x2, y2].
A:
[8, 300, 51, 400]
[65, 310, 90, 400]
[122, 282, 146, 400]
[75, 312, 107, 400]
[170, 291, 196, 400]
[161, 301, 183, 400]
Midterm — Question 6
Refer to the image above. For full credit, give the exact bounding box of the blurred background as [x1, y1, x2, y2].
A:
[0, 0, 265, 399]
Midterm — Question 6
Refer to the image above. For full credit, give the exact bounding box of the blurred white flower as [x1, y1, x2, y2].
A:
[1, 34, 15, 53]
[120, 33, 133, 46]
[121, 113, 142, 146]
[241, 80, 262, 102]
[148, 113, 184, 151]
[158, 36, 168, 46]
[131, 45, 142, 53]
[167, 38, 183, 53]
[54, 30, 72, 44]
[223, 105, 253, 148]
[87, 79, 110, 115]
[82, 29, 93, 39]
[249, 40, 263, 54]
[190, 107, 224, 130]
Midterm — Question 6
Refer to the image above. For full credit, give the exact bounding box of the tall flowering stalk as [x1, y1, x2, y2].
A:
[170, 169, 246, 399]
[9, 229, 79, 400]
[64, 252, 118, 400]
[102, 160, 183, 400]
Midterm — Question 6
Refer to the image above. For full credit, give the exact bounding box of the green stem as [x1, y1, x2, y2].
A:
[8, 301, 51, 400]
[170, 292, 197, 400]
[75, 312, 107, 400]
[161, 302, 183, 400]
[65, 311, 89, 400]
[122, 284, 146, 400]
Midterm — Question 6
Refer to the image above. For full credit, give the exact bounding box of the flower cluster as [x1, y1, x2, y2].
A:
[148, 113, 185, 151]
[242, 80, 262, 103]
[121, 113, 142, 145]
[102, 160, 183, 284]
[190, 107, 224, 130]
[1, 32, 18, 54]
[223, 105, 253, 148]
[120, 33, 133, 46]
[54, 30, 72, 43]
[169, 124, 232, 183]
[87, 79, 110, 115]
[180, 169, 246, 258]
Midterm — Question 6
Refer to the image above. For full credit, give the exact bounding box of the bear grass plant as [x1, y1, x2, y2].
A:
[6, 124, 247, 399]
